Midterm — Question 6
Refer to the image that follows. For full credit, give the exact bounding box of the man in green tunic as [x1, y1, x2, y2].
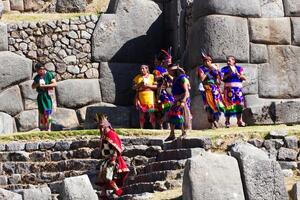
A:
[32, 63, 57, 131]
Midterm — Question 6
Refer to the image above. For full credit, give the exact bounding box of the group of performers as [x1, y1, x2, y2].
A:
[133, 50, 247, 138]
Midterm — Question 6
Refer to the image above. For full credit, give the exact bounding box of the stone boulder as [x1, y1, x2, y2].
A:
[52, 108, 79, 131]
[190, 95, 211, 129]
[185, 15, 249, 68]
[250, 43, 268, 63]
[10, 0, 24, 11]
[276, 101, 300, 124]
[249, 18, 291, 45]
[260, 0, 284, 17]
[192, 0, 261, 20]
[0, 188, 22, 200]
[258, 46, 300, 98]
[0, 1, 3, 18]
[92, 0, 163, 63]
[84, 105, 133, 129]
[15, 110, 39, 132]
[0, 23, 8, 51]
[183, 152, 245, 200]
[230, 142, 288, 200]
[0, 51, 32, 92]
[242, 64, 258, 95]
[60, 175, 98, 200]
[56, 0, 87, 13]
[19, 80, 38, 110]
[99, 62, 140, 105]
[24, 0, 44, 11]
[0, 86, 24, 116]
[17, 187, 51, 200]
[283, 0, 300, 16]
[76, 102, 116, 123]
[56, 79, 101, 109]
[0, 112, 16, 134]
[292, 18, 300, 45]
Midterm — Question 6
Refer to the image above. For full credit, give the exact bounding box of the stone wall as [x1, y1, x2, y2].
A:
[7, 15, 99, 80]
[1, 0, 90, 13]
[179, 0, 300, 128]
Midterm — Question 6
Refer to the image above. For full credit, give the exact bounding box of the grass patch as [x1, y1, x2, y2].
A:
[0, 124, 299, 143]
[151, 187, 182, 200]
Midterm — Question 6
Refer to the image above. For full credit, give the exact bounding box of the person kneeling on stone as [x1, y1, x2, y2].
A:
[32, 63, 57, 131]
[95, 113, 129, 198]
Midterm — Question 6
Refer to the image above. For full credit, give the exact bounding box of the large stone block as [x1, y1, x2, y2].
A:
[92, 0, 163, 63]
[0, 51, 32, 92]
[283, 0, 300, 16]
[190, 95, 211, 129]
[0, 1, 3, 18]
[99, 62, 140, 105]
[186, 15, 249, 68]
[242, 64, 258, 95]
[19, 80, 38, 110]
[10, 0, 24, 11]
[258, 46, 300, 98]
[0, 188, 22, 200]
[250, 43, 268, 63]
[56, 79, 101, 109]
[76, 102, 116, 123]
[23, 0, 44, 11]
[230, 142, 288, 200]
[17, 187, 51, 200]
[15, 109, 39, 132]
[292, 181, 300, 200]
[84, 105, 132, 129]
[2, 1, 11, 12]
[192, 0, 261, 20]
[276, 101, 300, 124]
[292, 18, 300, 45]
[261, 0, 284, 17]
[56, 0, 86, 12]
[0, 86, 24, 116]
[52, 108, 79, 131]
[183, 152, 245, 200]
[249, 18, 291, 44]
[0, 112, 16, 134]
[0, 23, 8, 51]
[60, 175, 98, 200]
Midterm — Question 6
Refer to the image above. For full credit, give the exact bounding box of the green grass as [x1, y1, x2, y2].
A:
[0, 124, 300, 143]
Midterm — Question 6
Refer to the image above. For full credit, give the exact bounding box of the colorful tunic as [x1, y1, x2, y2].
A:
[221, 65, 245, 117]
[153, 66, 174, 113]
[133, 74, 156, 113]
[97, 129, 129, 188]
[168, 74, 191, 128]
[198, 65, 225, 119]
[33, 71, 55, 115]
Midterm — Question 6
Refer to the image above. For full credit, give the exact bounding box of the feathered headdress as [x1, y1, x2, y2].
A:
[95, 113, 111, 128]
[201, 49, 212, 62]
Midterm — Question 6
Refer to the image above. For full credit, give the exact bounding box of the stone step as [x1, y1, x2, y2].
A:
[126, 169, 183, 185]
[163, 137, 212, 150]
[137, 160, 186, 175]
[156, 148, 204, 162]
[122, 182, 155, 195]
[123, 145, 162, 158]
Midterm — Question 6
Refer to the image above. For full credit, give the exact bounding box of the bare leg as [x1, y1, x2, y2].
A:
[139, 112, 145, 129]
[237, 114, 245, 126]
[39, 113, 45, 131]
[180, 125, 187, 138]
[165, 124, 176, 141]
[149, 113, 156, 129]
[225, 116, 230, 128]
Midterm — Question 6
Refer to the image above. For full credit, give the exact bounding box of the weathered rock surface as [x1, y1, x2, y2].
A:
[15, 110, 39, 132]
[84, 105, 132, 129]
[192, 0, 261, 20]
[17, 187, 51, 200]
[258, 46, 300, 98]
[0, 188, 22, 200]
[183, 152, 245, 200]
[92, 0, 163, 63]
[249, 18, 291, 44]
[241, 64, 258, 95]
[0, 51, 32, 91]
[23, 0, 44, 11]
[292, 18, 300, 45]
[60, 175, 98, 200]
[292, 181, 300, 200]
[230, 142, 288, 200]
[250, 43, 268, 63]
[51, 108, 79, 130]
[10, 0, 24, 11]
[99, 62, 140, 105]
[283, 0, 300, 16]
[185, 15, 249, 67]
[0, 23, 8, 51]
[190, 95, 211, 129]
[19, 80, 38, 110]
[260, 0, 284, 17]
[0, 86, 24, 116]
[0, 1, 3, 18]
[76, 102, 116, 122]
[56, 0, 87, 13]
[56, 79, 101, 108]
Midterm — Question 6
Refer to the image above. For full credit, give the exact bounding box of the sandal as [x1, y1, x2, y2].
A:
[178, 133, 187, 140]
[165, 135, 176, 142]
[237, 122, 245, 127]
[225, 121, 230, 128]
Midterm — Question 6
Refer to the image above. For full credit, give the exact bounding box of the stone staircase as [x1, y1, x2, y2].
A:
[0, 136, 212, 199]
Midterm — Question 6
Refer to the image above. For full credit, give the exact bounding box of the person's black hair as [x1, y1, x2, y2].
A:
[35, 63, 44, 70]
